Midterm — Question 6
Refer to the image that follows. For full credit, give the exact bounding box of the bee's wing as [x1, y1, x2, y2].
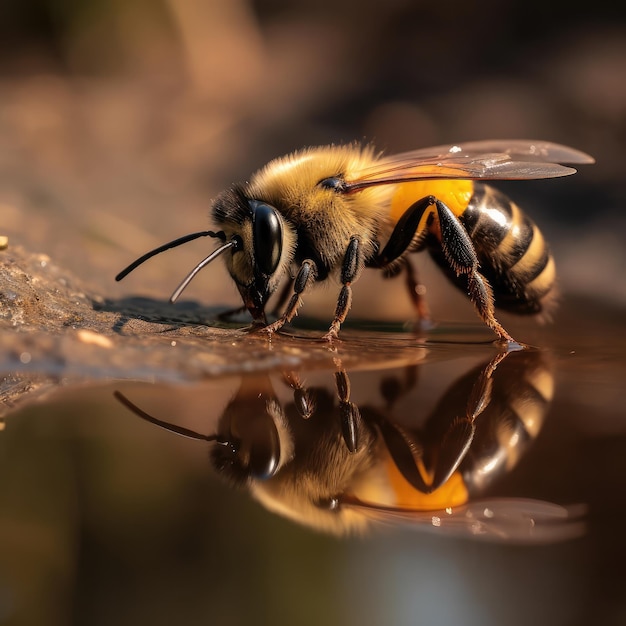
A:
[347, 140, 594, 189]
[384, 140, 595, 164]
[346, 497, 586, 544]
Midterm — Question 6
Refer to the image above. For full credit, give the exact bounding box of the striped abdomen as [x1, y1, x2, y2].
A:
[429, 183, 557, 315]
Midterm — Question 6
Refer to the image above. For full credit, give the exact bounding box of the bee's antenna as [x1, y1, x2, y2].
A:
[115, 230, 226, 282]
[169, 239, 239, 303]
[113, 391, 227, 444]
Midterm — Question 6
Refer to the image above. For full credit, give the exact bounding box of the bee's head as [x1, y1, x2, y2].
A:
[212, 187, 296, 322]
[115, 185, 295, 321]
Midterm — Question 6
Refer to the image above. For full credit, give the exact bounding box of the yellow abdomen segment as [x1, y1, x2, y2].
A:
[384, 450, 469, 511]
[389, 179, 474, 229]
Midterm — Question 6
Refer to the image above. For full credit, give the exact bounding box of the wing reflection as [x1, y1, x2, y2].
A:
[115, 349, 585, 543]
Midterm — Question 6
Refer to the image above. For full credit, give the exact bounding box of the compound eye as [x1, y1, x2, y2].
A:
[251, 201, 283, 276]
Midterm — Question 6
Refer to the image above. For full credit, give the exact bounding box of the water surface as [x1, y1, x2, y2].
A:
[1, 298, 625, 626]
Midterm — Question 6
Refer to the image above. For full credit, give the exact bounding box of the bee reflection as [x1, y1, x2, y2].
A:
[115, 349, 584, 543]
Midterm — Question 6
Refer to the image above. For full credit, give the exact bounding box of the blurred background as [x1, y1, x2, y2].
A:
[0, 0, 624, 318]
[1, 2, 625, 626]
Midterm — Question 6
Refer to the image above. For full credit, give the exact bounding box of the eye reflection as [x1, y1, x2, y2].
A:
[116, 348, 585, 544]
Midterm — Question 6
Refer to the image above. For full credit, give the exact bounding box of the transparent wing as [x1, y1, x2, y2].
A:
[382, 139, 595, 164]
[346, 140, 594, 189]
[345, 497, 587, 544]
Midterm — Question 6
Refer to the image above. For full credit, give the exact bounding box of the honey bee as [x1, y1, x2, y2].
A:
[116, 140, 593, 342]
[115, 350, 584, 542]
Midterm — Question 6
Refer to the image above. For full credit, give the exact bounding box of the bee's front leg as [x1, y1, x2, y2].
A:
[261, 260, 317, 335]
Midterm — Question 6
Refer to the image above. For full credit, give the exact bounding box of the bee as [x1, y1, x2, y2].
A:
[116, 140, 593, 342]
[115, 350, 584, 542]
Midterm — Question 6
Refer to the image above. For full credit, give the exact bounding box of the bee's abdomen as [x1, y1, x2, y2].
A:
[430, 184, 556, 315]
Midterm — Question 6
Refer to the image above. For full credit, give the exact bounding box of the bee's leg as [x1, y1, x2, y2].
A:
[402, 258, 431, 322]
[375, 417, 429, 493]
[373, 196, 434, 323]
[374, 196, 435, 267]
[431, 199, 515, 343]
[381, 258, 430, 322]
[323, 236, 362, 341]
[261, 260, 317, 334]
[373, 195, 514, 341]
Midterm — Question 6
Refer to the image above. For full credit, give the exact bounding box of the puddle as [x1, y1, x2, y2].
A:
[0, 300, 625, 625]
[111, 347, 582, 542]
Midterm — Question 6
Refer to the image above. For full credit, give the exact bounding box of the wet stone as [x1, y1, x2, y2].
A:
[0, 245, 430, 416]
